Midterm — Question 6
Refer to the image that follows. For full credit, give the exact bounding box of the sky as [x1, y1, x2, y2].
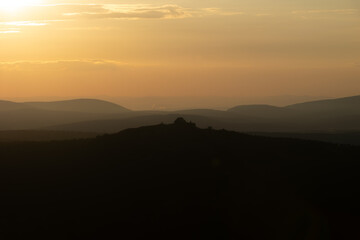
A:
[0, 0, 359, 108]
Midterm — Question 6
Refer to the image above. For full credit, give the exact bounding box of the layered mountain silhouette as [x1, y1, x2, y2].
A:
[0, 100, 31, 111]
[288, 95, 360, 113]
[0, 118, 359, 239]
[0, 99, 129, 113]
[228, 104, 287, 117]
[2, 95, 360, 143]
[47, 95, 360, 136]
[0, 99, 131, 131]
[24, 99, 130, 114]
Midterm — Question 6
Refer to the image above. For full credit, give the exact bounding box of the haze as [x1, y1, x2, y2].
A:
[1, 0, 359, 109]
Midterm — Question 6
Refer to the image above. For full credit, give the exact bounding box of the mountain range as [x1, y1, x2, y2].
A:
[0, 99, 130, 113]
[1, 95, 360, 143]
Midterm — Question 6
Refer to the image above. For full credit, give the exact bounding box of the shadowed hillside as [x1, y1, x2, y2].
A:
[0, 108, 112, 130]
[0, 130, 99, 142]
[0, 100, 31, 112]
[48, 94, 360, 134]
[228, 104, 288, 118]
[0, 99, 132, 130]
[2, 95, 360, 140]
[251, 132, 360, 146]
[0, 118, 360, 239]
[47, 114, 227, 133]
[287, 95, 360, 114]
[24, 99, 130, 114]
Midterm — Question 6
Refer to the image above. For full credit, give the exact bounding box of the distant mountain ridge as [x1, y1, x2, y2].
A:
[0, 99, 131, 130]
[288, 95, 360, 107]
[286, 95, 360, 114]
[227, 95, 360, 128]
[24, 99, 130, 114]
[0, 100, 31, 112]
[1, 95, 360, 133]
[229, 95, 360, 114]
[0, 99, 130, 113]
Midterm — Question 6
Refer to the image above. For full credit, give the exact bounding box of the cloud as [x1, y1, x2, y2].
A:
[1, 21, 47, 26]
[0, 30, 20, 34]
[201, 8, 244, 16]
[1, 3, 244, 21]
[0, 4, 244, 33]
[0, 21, 49, 35]
[73, 5, 191, 20]
[308, 9, 358, 14]
[0, 59, 129, 71]
[61, 4, 244, 20]
[292, 9, 359, 16]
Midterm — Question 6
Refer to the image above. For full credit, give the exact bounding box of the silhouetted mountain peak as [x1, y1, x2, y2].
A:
[174, 117, 186, 125]
[104, 118, 205, 143]
[174, 117, 196, 128]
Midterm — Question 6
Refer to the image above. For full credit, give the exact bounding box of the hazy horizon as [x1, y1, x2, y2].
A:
[2, 94, 331, 110]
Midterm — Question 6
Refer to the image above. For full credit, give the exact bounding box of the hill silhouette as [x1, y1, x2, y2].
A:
[0, 99, 131, 130]
[37, 94, 360, 145]
[24, 99, 130, 114]
[287, 95, 360, 113]
[0, 118, 360, 239]
[228, 95, 360, 119]
[2, 95, 360, 144]
[0, 100, 31, 112]
[47, 114, 226, 133]
[228, 104, 286, 116]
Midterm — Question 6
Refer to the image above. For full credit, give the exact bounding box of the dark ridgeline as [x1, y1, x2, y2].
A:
[4, 95, 360, 143]
[24, 99, 131, 114]
[0, 99, 131, 131]
[0, 118, 360, 239]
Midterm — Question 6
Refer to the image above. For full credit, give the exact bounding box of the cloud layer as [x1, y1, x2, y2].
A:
[0, 3, 245, 34]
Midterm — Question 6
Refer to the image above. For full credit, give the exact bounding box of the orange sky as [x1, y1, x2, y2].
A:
[0, 0, 359, 103]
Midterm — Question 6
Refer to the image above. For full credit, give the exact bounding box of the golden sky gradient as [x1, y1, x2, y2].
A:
[0, 0, 359, 102]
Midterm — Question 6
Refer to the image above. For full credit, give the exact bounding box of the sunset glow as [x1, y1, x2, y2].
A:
[0, 0, 42, 13]
[0, 0, 359, 106]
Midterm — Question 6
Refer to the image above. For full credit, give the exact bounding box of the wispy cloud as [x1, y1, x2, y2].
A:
[59, 4, 243, 20]
[291, 9, 360, 19]
[0, 4, 244, 33]
[1, 3, 244, 21]
[71, 4, 192, 20]
[0, 59, 129, 71]
[1, 21, 47, 26]
[292, 9, 359, 16]
[0, 21, 48, 34]
[0, 30, 20, 34]
[200, 8, 244, 17]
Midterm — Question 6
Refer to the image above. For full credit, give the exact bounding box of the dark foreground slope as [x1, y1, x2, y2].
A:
[0, 130, 99, 142]
[0, 119, 360, 239]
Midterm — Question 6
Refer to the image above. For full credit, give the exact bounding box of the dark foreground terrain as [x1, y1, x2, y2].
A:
[1, 118, 360, 239]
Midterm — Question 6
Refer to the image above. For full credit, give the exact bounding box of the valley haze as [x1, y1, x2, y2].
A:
[2, 95, 360, 145]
